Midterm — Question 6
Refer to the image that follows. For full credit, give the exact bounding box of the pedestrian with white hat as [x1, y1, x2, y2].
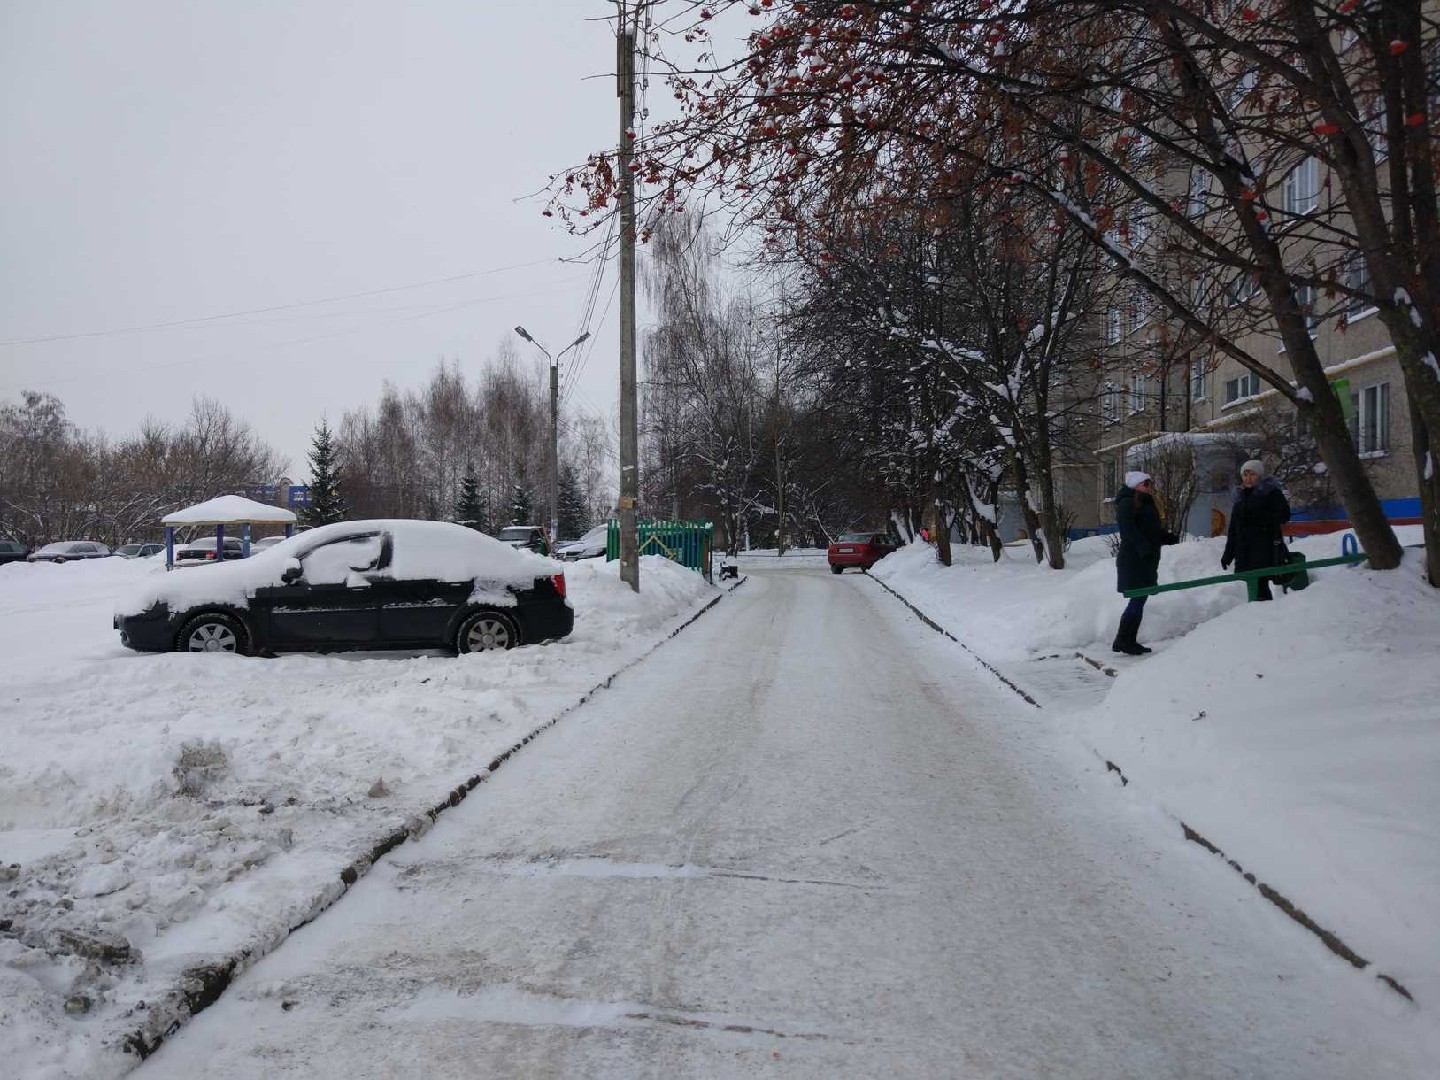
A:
[1112, 470, 1178, 655]
[1221, 458, 1291, 601]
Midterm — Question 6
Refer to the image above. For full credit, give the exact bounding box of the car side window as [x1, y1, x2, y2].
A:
[300, 534, 386, 586]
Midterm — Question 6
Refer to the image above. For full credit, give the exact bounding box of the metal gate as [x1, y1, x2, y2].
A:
[607, 520, 714, 582]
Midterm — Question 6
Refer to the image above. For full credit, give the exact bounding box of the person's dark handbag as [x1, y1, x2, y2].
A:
[1272, 540, 1309, 591]
[1281, 551, 1310, 591]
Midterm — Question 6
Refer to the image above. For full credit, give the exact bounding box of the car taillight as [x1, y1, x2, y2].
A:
[551, 573, 566, 598]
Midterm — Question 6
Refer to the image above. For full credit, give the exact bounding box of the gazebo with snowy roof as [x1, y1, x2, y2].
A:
[160, 495, 298, 569]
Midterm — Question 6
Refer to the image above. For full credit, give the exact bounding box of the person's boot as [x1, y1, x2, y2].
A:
[1112, 612, 1150, 656]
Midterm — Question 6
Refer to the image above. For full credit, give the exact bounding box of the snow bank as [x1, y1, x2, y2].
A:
[876, 528, 1440, 1004]
[0, 552, 713, 1079]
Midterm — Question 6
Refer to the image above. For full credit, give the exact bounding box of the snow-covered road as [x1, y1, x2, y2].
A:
[133, 561, 1425, 1078]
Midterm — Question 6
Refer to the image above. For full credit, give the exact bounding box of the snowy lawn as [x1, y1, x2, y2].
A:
[873, 527, 1440, 1007]
[0, 553, 716, 1080]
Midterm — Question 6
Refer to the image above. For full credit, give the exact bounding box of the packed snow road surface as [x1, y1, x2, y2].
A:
[136, 561, 1424, 1079]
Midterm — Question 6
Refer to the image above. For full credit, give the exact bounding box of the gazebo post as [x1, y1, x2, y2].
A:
[165, 527, 175, 571]
[285, 523, 295, 538]
[242, 523, 251, 558]
[215, 524, 226, 562]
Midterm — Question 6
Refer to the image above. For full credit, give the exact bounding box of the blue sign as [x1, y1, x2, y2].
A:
[287, 485, 311, 508]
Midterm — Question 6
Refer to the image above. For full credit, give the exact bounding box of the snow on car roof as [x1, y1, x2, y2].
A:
[117, 520, 561, 617]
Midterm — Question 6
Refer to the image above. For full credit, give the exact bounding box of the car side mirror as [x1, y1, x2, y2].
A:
[281, 561, 302, 584]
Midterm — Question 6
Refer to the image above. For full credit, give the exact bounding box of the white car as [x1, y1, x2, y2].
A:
[554, 523, 610, 561]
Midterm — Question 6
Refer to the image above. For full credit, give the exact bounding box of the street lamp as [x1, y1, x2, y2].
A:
[514, 326, 590, 550]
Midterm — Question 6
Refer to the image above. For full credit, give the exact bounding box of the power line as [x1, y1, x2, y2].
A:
[563, 274, 621, 409]
[2, 275, 592, 390]
[1, 256, 564, 347]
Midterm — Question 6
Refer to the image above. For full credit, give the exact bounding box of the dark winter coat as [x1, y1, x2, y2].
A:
[1223, 477, 1291, 573]
[1114, 485, 1169, 592]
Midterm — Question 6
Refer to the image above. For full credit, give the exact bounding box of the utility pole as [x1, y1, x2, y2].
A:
[617, 7, 640, 591]
[515, 327, 588, 552]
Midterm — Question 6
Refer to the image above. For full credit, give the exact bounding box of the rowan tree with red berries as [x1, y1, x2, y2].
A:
[553, 0, 1439, 578]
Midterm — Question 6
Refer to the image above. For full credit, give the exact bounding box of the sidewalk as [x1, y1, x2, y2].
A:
[871, 530, 1440, 1009]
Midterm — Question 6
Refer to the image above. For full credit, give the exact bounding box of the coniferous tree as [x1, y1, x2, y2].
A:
[557, 463, 588, 540]
[454, 464, 484, 530]
[510, 484, 534, 526]
[303, 419, 347, 526]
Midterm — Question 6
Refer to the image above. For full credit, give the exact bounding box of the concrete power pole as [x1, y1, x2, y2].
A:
[549, 362, 559, 551]
[617, 13, 640, 591]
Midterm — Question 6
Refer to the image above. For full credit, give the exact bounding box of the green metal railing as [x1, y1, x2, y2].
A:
[607, 519, 714, 582]
[1123, 553, 1368, 603]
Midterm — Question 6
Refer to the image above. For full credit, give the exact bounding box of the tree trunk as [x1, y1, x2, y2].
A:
[1293, 370, 1403, 570]
[976, 515, 1004, 562]
[1031, 411, 1066, 570]
[933, 481, 952, 568]
[1409, 392, 1440, 586]
[1008, 449, 1045, 563]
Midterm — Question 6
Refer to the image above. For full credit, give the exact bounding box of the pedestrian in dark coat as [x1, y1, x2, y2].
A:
[1113, 471, 1178, 655]
[1222, 458, 1291, 601]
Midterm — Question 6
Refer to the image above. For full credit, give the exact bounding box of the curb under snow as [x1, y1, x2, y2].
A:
[119, 578, 748, 1064]
[865, 573, 1414, 1004]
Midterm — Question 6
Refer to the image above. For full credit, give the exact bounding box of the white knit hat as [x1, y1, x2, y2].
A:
[1240, 459, 1265, 478]
[1124, 471, 1152, 488]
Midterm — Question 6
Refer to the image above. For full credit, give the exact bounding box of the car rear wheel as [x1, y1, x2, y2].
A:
[177, 613, 249, 655]
[830, 564, 843, 575]
[457, 609, 519, 653]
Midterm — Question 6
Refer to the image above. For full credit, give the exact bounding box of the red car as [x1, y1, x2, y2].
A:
[827, 532, 897, 574]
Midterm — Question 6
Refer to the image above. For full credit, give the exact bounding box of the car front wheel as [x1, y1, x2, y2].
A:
[457, 609, 519, 653]
[177, 613, 249, 655]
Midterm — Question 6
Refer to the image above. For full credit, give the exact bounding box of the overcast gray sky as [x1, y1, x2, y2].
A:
[1, 0, 633, 479]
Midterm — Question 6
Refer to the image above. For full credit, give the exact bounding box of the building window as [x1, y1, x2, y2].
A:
[1228, 68, 1257, 110]
[1105, 306, 1123, 345]
[1226, 272, 1256, 307]
[1294, 282, 1319, 333]
[1190, 360, 1208, 401]
[1224, 371, 1261, 404]
[1343, 252, 1374, 317]
[1102, 382, 1120, 423]
[1127, 209, 1150, 252]
[1128, 374, 1147, 414]
[1282, 157, 1319, 215]
[1352, 382, 1391, 454]
[1103, 458, 1119, 495]
[1187, 170, 1209, 219]
[1127, 291, 1151, 335]
[1361, 95, 1388, 162]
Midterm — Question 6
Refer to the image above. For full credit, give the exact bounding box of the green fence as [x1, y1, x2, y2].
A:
[607, 520, 714, 582]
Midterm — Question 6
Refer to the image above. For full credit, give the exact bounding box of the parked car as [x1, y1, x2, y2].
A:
[115, 519, 573, 656]
[115, 543, 164, 559]
[827, 532, 897, 574]
[495, 525, 549, 554]
[250, 535, 289, 554]
[28, 541, 112, 563]
[0, 539, 30, 565]
[173, 536, 248, 567]
[555, 523, 610, 562]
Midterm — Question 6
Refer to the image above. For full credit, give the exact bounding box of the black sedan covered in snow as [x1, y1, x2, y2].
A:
[114, 520, 573, 655]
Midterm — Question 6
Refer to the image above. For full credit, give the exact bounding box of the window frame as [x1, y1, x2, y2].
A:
[1223, 371, 1261, 405]
[1351, 382, 1391, 455]
[1190, 359, 1208, 401]
[1282, 157, 1320, 216]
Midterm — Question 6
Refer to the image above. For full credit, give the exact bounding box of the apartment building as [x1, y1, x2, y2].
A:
[1069, 16, 1430, 539]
